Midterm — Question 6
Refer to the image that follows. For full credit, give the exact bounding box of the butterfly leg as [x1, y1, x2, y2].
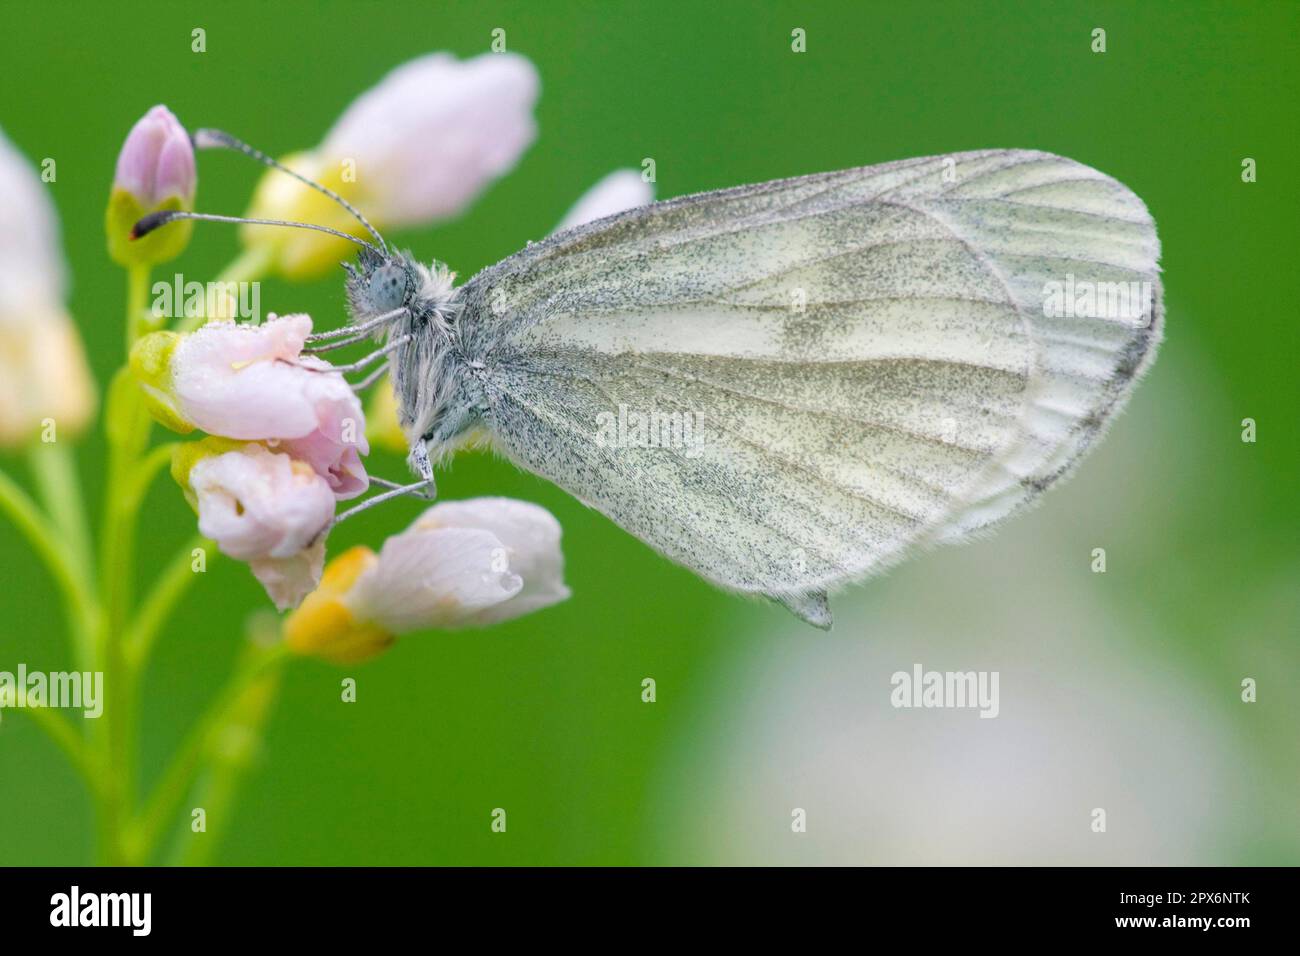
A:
[332, 475, 435, 526]
[348, 362, 390, 392]
[304, 307, 407, 344]
[368, 475, 435, 501]
[295, 335, 411, 374]
[409, 440, 435, 486]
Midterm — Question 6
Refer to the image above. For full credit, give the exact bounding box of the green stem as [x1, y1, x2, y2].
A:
[26, 443, 97, 668]
[173, 621, 284, 867]
[27, 442, 93, 582]
[126, 441, 179, 508]
[92, 264, 155, 865]
[126, 535, 213, 668]
[128, 641, 291, 864]
[87, 246, 276, 864]
[0, 466, 98, 653]
[126, 263, 150, 351]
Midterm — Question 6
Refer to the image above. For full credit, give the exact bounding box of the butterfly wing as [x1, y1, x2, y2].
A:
[455, 149, 1162, 627]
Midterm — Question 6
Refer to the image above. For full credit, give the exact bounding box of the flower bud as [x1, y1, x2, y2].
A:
[0, 305, 97, 448]
[173, 438, 335, 610]
[241, 53, 539, 279]
[106, 105, 196, 267]
[0, 126, 95, 447]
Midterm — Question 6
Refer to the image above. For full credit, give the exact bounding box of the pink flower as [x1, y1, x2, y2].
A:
[240, 52, 540, 279]
[132, 313, 369, 498]
[322, 52, 539, 226]
[0, 125, 95, 447]
[0, 126, 65, 312]
[184, 442, 336, 609]
[112, 105, 195, 209]
[345, 497, 570, 631]
[554, 169, 654, 233]
[284, 498, 570, 664]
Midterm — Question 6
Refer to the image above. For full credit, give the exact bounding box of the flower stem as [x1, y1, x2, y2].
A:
[127, 441, 179, 505]
[27, 442, 93, 581]
[88, 247, 278, 864]
[91, 264, 156, 864]
[126, 534, 214, 668]
[0, 466, 98, 655]
[25, 442, 97, 667]
[126, 263, 150, 351]
[172, 617, 284, 866]
[127, 640, 291, 864]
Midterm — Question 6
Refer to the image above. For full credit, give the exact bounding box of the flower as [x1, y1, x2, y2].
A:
[131, 313, 369, 498]
[113, 106, 196, 210]
[0, 126, 95, 448]
[281, 547, 394, 664]
[173, 439, 336, 610]
[284, 498, 569, 663]
[106, 105, 196, 267]
[241, 52, 540, 279]
[554, 169, 653, 233]
[392, 498, 570, 627]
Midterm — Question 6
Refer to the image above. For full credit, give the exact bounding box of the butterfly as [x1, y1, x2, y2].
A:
[137, 143, 1162, 628]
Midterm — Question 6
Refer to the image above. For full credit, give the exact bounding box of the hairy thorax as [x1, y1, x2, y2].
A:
[343, 248, 481, 464]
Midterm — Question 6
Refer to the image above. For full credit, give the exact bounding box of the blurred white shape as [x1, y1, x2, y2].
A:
[0, 127, 64, 314]
[321, 51, 540, 226]
[0, 127, 94, 447]
[554, 169, 653, 233]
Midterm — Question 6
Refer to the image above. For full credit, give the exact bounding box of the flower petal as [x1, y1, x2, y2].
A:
[250, 538, 327, 612]
[411, 498, 571, 625]
[170, 314, 315, 437]
[185, 442, 335, 608]
[322, 52, 540, 225]
[348, 497, 569, 632]
[112, 105, 195, 207]
[554, 169, 654, 233]
[348, 525, 524, 632]
[275, 372, 370, 499]
[0, 125, 65, 312]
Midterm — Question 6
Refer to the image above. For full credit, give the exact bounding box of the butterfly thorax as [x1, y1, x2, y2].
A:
[343, 248, 476, 466]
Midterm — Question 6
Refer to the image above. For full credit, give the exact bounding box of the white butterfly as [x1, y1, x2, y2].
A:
[143, 146, 1163, 628]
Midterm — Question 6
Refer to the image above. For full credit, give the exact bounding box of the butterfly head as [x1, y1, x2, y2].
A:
[343, 247, 420, 324]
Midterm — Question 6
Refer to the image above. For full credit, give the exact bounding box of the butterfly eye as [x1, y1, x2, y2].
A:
[368, 264, 408, 312]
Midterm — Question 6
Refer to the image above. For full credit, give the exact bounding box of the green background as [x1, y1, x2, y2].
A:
[1, 0, 1296, 865]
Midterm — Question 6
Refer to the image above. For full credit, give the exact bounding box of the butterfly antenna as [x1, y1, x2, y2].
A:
[130, 209, 383, 255]
[192, 127, 389, 255]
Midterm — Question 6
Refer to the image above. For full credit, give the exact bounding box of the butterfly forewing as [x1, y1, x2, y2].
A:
[455, 149, 1162, 626]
